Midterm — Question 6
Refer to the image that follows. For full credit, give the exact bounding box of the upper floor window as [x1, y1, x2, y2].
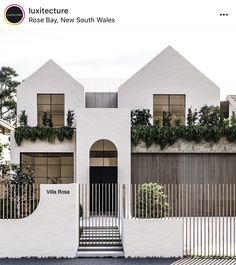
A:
[0, 126, 5, 135]
[153, 94, 185, 125]
[37, 94, 64, 127]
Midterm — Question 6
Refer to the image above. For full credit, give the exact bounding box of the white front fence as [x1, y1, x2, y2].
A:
[0, 183, 235, 258]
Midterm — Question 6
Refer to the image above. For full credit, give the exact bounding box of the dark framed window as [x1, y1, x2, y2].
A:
[153, 94, 185, 125]
[20, 153, 74, 184]
[37, 94, 64, 127]
[0, 126, 5, 135]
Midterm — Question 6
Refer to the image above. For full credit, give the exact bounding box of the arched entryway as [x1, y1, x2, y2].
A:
[89, 139, 118, 215]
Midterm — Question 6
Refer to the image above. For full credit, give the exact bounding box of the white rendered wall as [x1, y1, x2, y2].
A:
[123, 219, 183, 258]
[76, 108, 131, 184]
[10, 132, 76, 176]
[118, 46, 220, 123]
[0, 184, 78, 258]
[16, 60, 85, 128]
[229, 101, 236, 120]
[0, 133, 10, 162]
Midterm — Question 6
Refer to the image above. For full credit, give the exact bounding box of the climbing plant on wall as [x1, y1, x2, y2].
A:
[131, 106, 236, 149]
[14, 110, 74, 145]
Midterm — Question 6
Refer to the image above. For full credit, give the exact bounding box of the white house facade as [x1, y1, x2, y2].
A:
[4, 46, 236, 258]
[11, 46, 223, 186]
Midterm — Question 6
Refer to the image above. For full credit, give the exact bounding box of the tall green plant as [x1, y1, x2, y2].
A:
[187, 108, 198, 126]
[67, 110, 74, 127]
[136, 183, 169, 218]
[0, 66, 20, 124]
[18, 110, 28, 126]
[162, 111, 171, 127]
[42, 112, 53, 127]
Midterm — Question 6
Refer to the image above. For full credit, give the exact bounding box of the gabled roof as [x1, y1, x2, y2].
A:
[118, 45, 219, 91]
[18, 59, 84, 90]
[78, 78, 127, 92]
[227, 95, 236, 108]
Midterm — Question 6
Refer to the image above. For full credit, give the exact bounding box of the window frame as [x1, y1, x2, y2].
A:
[37, 94, 65, 127]
[20, 152, 74, 184]
[153, 94, 186, 125]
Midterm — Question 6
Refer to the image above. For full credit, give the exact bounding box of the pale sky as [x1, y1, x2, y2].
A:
[1, 29, 236, 99]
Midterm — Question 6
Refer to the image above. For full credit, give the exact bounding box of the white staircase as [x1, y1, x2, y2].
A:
[77, 226, 124, 257]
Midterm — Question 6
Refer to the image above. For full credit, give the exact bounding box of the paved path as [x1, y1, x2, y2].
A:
[0, 259, 235, 265]
[0, 259, 178, 265]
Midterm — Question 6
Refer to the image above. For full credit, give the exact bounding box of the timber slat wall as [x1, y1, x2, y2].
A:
[131, 153, 236, 184]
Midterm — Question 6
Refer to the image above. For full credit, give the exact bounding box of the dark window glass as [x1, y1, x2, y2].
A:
[37, 94, 64, 127]
[90, 140, 117, 167]
[153, 94, 185, 125]
[20, 153, 73, 184]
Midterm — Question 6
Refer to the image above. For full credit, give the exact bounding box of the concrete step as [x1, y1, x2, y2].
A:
[80, 236, 121, 241]
[81, 231, 120, 234]
[76, 250, 124, 258]
[79, 226, 123, 254]
[81, 236, 121, 240]
[79, 241, 122, 247]
[78, 245, 123, 251]
[82, 227, 119, 230]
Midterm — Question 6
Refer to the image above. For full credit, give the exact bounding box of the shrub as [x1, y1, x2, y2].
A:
[42, 112, 53, 128]
[131, 105, 236, 149]
[174, 118, 182, 127]
[135, 183, 169, 218]
[187, 108, 198, 126]
[0, 163, 36, 219]
[198, 105, 224, 127]
[18, 110, 28, 126]
[67, 110, 74, 128]
[131, 109, 151, 126]
[162, 111, 171, 127]
[14, 126, 74, 145]
[48, 176, 63, 184]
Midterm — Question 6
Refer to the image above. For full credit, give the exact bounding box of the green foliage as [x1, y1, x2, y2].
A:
[154, 118, 161, 127]
[14, 126, 74, 146]
[0, 163, 37, 219]
[136, 183, 169, 218]
[162, 111, 171, 127]
[0, 163, 34, 185]
[48, 176, 63, 184]
[131, 109, 151, 126]
[0, 66, 20, 124]
[231, 111, 236, 126]
[187, 108, 198, 126]
[18, 110, 28, 126]
[199, 105, 224, 127]
[131, 105, 234, 149]
[42, 112, 53, 127]
[0, 143, 7, 162]
[174, 118, 182, 127]
[131, 125, 232, 149]
[15, 110, 74, 145]
[67, 110, 74, 127]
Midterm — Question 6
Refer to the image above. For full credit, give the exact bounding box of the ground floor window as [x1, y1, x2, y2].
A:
[20, 153, 74, 184]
